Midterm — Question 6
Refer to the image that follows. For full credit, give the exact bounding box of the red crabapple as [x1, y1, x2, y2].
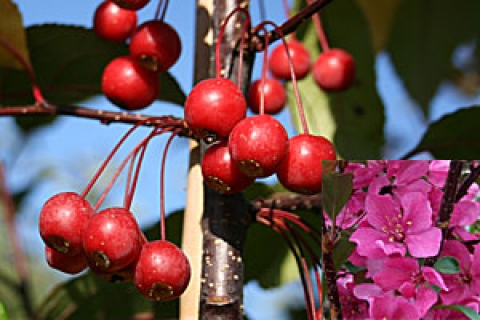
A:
[129, 20, 182, 73]
[201, 141, 255, 194]
[39, 192, 93, 256]
[184, 78, 247, 140]
[312, 48, 356, 91]
[248, 78, 287, 115]
[276, 134, 336, 194]
[83, 207, 143, 272]
[101, 56, 159, 110]
[134, 240, 191, 301]
[228, 114, 289, 178]
[111, 0, 150, 11]
[93, 1, 137, 42]
[45, 246, 88, 274]
[269, 40, 311, 81]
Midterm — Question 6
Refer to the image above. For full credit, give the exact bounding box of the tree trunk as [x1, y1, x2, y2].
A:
[181, 1, 254, 319]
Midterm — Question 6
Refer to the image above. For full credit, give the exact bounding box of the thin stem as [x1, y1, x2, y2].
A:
[307, 0, 330, 51]
[255, 21, 310, 134]
[259, 26, 270, 115]
[0, 104, 192, 137]
[161, 0, 170, 21]
[0, 37, 46, 104]
[0, 163, 34, 318]
[215, 7, 251, 80]
[159, 129, 180, 240]
[154, 0, 165, 20]
[455, 163, 480, 203]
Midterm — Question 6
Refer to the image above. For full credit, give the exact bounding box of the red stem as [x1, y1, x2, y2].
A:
[255, 21, 310, 134]
[307, 0, 330, 51]
[159, 129, 180, 240]
[258, 26, 270, 115]
[0, 36, 45, 104]
[215, 7, 251, 80]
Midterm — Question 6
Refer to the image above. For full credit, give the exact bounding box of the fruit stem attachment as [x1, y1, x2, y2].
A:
[0, 36, 46, 105]
[159, 129, 180, 241]
[255, 21, 310, 134]
[307, 0, 330, 51]
[154, 0, 170, 21]
[215, 7, 251, 82]
[257, 26, 271, 115]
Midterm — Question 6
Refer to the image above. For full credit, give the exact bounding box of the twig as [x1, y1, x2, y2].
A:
[455, 163, 480, 202]
[0, 103, 193, 137]
[0, 163, 34, 318]
[249, 192, 321, 214]
[251, 0, 333, 51]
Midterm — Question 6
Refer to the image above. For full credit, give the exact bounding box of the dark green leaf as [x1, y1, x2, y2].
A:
[35, 272, 178, 320]
[405, 106, 480, 158]
[434, 256, 460, 274]
[290, 0, 385, 159]
[322, 171, 353, 222]
[0, 24, 185, 106]
[0, 0, 30, 69]
[244, 223, 290, 288]
[242, 182, 275, 202]
[332, 232, 356, 271]
[435, 305, 480, 320]
[387, 0, 476, 116]
[14, 114, 56, 133]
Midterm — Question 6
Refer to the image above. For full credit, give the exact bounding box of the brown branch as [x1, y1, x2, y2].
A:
[455, 163, 480, 203]
[0, 163, 34, 318]
[249, 192, 321, 214]
[0, 103, 194, 137]
[251, 0, 333, 51]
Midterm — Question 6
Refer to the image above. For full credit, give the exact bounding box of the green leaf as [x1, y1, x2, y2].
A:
[0, 301, 8, 320]
[435, 305, 480, 320]
[387, 0, 476, 116]
[244, 223, 291, 288]
[0, 0, 30, 69]
[0, 24, 185, 106]
[405, 106, 480, 159]
[332, 232, 356, 271]
[290, 0, 385, 159]
[434, 256, 460, 274]
[35, 273, 178, 320]
[321, 171, 353, 222]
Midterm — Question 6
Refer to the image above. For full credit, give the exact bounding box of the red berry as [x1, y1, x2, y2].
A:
[276, 134, 336, 194]
[184, 78, 247, 140]
[45, 246, 88, 274]
[312, 48, 356, 91]
[83, 207, 143, 272]
[201, 141, 254, 194]
[134, 240, 191, 301]
[248, 78, 287, 115]
[129, 20, 181, 73]
[101, 56, 159, 110]
[228, 115, 289, 178]
[93, 1, 137, 42]
[39, 192, 93, 256]
[111, 0, 149, 10]
[269, 40, 311, 81]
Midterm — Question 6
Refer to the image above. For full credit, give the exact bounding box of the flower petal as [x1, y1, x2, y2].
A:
[405, 227, 442, 258]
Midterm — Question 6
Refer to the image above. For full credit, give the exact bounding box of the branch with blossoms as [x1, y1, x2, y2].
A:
[321, 160, 480, 319]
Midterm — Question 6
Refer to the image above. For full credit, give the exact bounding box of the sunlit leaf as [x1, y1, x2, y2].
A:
[0, 0, 30, 69]
[0, 25, 185, 106]
[387, 0, 476, 116]
[405, 106, 480, 159]
[355, 0, 402, 52]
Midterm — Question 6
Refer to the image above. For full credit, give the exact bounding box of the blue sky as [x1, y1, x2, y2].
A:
[2, 1, 480, 318]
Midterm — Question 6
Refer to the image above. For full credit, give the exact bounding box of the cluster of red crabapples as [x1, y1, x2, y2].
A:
[39, 120, 191, 302]
[184, 12, 337, 195]
[94, 0, 181, 110]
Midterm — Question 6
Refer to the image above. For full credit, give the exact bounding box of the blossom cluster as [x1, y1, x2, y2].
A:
[329, 161, 480, 319]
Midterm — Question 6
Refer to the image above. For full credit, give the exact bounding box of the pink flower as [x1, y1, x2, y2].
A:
[369, 292, 421, 320]
[336, 273, 369, 319]
[350, 193, 442, 258]
[372, 257, 447, 317]
[427, 160, 450, 187]
[439, 241, 480, 305]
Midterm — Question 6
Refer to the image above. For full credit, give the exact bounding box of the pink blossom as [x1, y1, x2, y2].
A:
[439, 241, 480, 305]
[372, 257, 447, 317]
[336, 273, 369, 319]
[427, 160, 450, 187]
[350, 193, 442, 258]
[368, 292, 421, 320]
